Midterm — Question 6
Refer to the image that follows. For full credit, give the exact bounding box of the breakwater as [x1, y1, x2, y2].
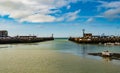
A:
[68, 37, 120, 44]
[69, 29, 120, 45]
[0, 36, 54, 44]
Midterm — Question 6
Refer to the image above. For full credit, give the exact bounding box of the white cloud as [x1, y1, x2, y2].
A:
[0, 0, 79, 23]
[56, 9, 80, 22]
[67, 5, 71, 9]
[100, 1, 120, 8]
[99, 1, 120, 19]
[103, 8, 120, 19]
[86, 17, 94, 23]
[66, 10, 80, 21]
[20, 14, 56, 23]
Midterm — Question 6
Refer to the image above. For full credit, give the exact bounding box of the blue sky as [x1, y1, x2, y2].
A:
[0, 0, 120, 37]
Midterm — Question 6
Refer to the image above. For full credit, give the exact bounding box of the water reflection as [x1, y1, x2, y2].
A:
[0, 45, 12, 49]
[52, 39, 120, 63]
[102, 57, 112, 62]
[77, 45, 88, 57]
[0, 46, 9, 48]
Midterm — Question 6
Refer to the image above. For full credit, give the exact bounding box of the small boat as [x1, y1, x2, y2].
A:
[88, 51, 120, 60]
[101, 50, 111, 57]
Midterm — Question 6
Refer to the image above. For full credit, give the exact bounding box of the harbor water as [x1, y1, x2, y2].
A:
[0, 39, 120, 73]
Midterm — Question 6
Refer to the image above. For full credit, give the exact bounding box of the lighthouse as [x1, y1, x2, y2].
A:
[82, 29, 85, 37]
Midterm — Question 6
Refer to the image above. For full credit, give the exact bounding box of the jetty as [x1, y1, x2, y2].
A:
[69, 29, 120, 45]
[0, 30, 54, 44]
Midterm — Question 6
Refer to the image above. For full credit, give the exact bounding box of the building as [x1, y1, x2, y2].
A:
[92, 35, 101, 38]
[0, 30, 8, 37]
[16, 36, 37, 39]
[83, 33, 92, 38]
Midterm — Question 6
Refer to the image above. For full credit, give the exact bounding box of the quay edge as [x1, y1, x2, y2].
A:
[0, 37, 54, 44]
[68, 37, 120, 44]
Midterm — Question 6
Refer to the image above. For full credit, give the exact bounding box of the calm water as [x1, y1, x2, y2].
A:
[0, 39, 120, 73]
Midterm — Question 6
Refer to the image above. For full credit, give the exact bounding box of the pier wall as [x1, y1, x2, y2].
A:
[68, 37, 120, 44]
[0, 37, 54, 44]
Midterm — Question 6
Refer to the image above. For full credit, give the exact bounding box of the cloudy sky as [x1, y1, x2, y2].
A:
[0, 0, 120, 37]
